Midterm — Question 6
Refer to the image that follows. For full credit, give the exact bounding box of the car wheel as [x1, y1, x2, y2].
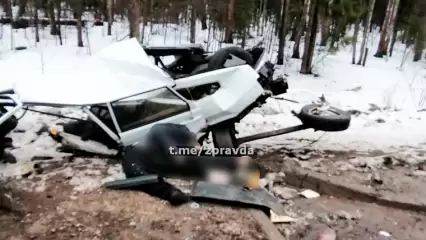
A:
[207, 46, 254, 71]
[297, 104, 351, 131]
[211, 122, 237, 149]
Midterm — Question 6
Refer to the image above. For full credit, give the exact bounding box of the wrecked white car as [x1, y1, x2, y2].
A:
[0, 38, 351, 156]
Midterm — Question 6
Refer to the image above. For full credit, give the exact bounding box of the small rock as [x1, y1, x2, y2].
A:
[336, 210, 356, 220]
[383, 156, 393, 166]
[376, 118, 386, 123]
[371, 172, 383, 185]
[415, 160, 426, 170]
[259, 178, 268, 188]
[299, 189, 320, 199]
[349, 158, 367, 168]
[129, 221, 136, 226]
[265, 172, 277, 182]
[298, 154, 311, 161]
[334, 162, 354, 171]
[18, 163, 35, 178]
[272, 186, 299, 199]
[305, 212, 314, 220]
[265, 173, 277, 190]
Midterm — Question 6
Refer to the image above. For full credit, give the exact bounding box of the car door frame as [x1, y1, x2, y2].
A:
[111, 86, 207, 147]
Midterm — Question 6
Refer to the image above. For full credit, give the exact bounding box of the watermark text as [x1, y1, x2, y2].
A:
[168, 145, 254, 156]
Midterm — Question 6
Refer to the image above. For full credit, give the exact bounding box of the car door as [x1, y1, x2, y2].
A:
[112, 87, 206, 147]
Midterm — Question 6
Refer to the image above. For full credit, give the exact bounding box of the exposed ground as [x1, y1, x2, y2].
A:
[1, 147, 426, 240]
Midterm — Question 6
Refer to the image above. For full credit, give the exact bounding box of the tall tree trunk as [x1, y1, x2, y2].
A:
[55, 0, 62, 45]
[128, 0, 141, 40]
[300, 0, 318, 74]
[224, 0, 235, 43]
[199, 0, 208, 30]
[319, 0, 333, 46]
[388, 23, 398, 57]
[385, 0, 400, 55]
[357, 0, 376, 65]
[34, 7, 40, 43]
[261, 0, 268, 35]
[277, 0, 289, 64]
[292, 0, 310, 59]
[190, 0, 196, 43]
[75, 2, 84, 47]
[107, 0, 113, 36]
[5, 0, 13, 18]
[140, 0, 149, 43]
[290, 11, 302, 41]
[352, 21, 360, 64]
[18, 0, 27, 17]
[47, 0, 58, 35]
[413, 34, 424, 62]
[241, 27, 247, 48]
[374, 0, 394, 58]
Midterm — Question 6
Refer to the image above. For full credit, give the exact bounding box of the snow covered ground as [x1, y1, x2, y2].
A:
[0, 21, 425, 191]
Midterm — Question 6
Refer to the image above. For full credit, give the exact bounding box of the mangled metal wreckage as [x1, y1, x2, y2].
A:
[0, 38, 351, 210]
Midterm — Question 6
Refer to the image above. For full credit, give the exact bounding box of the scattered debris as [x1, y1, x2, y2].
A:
[55, 131, 118, 156]
[30, 155, 54, 161]
[368, 103, 381, 112]
[379, 230, 392, 237]
[272, 186, 299, 200]
[269, 210, 297, 223]
[299, 189, 320, 199]
[346, 86, 362, 92]
[190, 202, 200, 209]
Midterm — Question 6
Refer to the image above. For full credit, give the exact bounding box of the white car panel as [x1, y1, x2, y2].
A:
[174, 65, 264, 125]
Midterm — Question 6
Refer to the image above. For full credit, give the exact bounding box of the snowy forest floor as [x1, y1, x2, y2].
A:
[0, 21, 426, 239]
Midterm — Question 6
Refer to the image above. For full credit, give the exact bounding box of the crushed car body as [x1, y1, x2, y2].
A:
[0, 38, 352, 211]
[0, 38, 350, 156]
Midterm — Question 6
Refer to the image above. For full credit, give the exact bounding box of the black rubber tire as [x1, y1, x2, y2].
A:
[297, 104, 351, 132]
[211, 123, 237, 149]
[207, 46, 254, 71]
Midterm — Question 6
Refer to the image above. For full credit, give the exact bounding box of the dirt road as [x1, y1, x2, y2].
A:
[1, 148, 426, 240]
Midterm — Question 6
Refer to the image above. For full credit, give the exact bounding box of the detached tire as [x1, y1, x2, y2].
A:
[297, 104, 351, 132]
[207, 46, 254, 71]
[211, 123, 237, 149]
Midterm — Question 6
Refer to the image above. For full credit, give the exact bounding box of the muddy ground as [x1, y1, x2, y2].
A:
[1, 147, 426, 240]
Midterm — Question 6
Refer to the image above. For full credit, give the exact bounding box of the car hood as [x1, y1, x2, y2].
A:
[8, 38, 175, 106]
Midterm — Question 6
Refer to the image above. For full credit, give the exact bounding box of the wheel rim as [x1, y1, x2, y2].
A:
[308, 107, 340, 117]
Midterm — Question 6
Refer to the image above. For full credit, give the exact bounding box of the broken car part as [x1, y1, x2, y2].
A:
[0, 38, 350, 158]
